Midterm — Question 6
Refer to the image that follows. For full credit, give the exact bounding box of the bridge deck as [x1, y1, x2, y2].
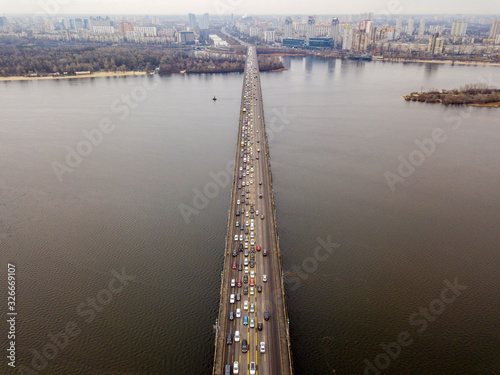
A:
[212, 46, 293, 375]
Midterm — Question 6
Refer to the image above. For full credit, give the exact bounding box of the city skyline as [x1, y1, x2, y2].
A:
[2, 0, 500, 15]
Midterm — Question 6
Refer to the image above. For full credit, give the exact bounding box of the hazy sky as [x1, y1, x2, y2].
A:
[3, 0, 500, 15]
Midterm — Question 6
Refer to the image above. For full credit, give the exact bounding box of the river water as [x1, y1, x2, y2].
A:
[0, 58, 499, 374]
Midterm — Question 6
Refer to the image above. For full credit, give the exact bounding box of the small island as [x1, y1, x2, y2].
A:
[404, 84, 500, 108]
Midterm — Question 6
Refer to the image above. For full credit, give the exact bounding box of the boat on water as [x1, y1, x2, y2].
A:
[212, 96, 217, 101]
[347, 53, 373, 61]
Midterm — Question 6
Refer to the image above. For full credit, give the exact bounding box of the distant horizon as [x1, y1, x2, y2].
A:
[3, 12, 500, 17]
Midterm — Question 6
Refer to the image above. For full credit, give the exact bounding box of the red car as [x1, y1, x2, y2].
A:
[256, 245, 261, 251]
[232, 261, 237, 269]
[237, 280, 242, 287]
[250, 278, 255, 286]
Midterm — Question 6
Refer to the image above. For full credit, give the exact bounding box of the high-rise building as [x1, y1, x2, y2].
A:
[342, 26, 353, 50]
[0, 17, 7, 27]
[395, 18, 402, 39]
[428, 33, 444, 54]
[119, 21, 134, 35]
[359, 20, 372, 33]
[284, 17, 293, 38]
[307, 16, 316, 40]
[407, 19, 415, 35]
[188, 13, 197, 29]
[489, 20, 500, 39]
[200, 13, 209, 30]
[330, 17, 340, 47]
[451, 20, 468, 36]
[418, 19, 425, 36]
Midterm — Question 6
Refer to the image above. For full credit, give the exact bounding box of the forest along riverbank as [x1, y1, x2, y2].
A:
[0, 71, 148, 81]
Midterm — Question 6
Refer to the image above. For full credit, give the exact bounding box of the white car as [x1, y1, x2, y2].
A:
[263, 274, 267, 282]
[246, 221, 249, 227]
[250, 271, 255, 278]
[231, 279, 236, 287]
[243, 301, 248, 310]
[239, 234, 243, 241]
[244, 266, 249, 273]
[250, 303, 255, 313]
[236, 308, 241, 318]
[234, 331, 240, 342]
[244, 242, 248, 249]
[250, 180, 253, 184]
[256, 210, 259, 215]
[250, 239, 255, 246]
[250, 232, 254, 238]
[260, 342, 265, 353]
[230, 294, 235, 304]
[246, 211, 249, 217]
[234, 235, 238, 241]
[233, 361, 239, 374]
[250, 225, 254, 231]
[237, 199, 240, 205]
[250, 362, 256, 375]
[250, 287, 254, 295]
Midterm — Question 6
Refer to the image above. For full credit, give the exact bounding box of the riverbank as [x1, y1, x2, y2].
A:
[384, 58, 500, 66]
[0, 71, 148, 82]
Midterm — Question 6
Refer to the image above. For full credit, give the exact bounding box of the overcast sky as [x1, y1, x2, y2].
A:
[3, 0, 500, 15]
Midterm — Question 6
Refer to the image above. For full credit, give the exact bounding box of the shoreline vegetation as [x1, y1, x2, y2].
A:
[404, 84, 500, 108]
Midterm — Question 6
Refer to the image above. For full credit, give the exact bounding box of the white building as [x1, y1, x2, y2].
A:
[342, 26, 353, 50]
[134, 27, 157, 37]
[264, 30, 275, 42]
[451, 21, 468, 36]
[418, 19, 425, 36]
[93, 26, 115, 34]
[407, 19, 415, 35]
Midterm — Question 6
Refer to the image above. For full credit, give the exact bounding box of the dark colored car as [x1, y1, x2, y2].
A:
[238, 264, 242, 271]
[239, 243, 243, 251]
[243, 287, 248, 295]
[227, 333, 233, 344]
[236, 210, 240, 216]
[263, 249, 267, 256]
[240, 224, 244, 230]
[264, 311, 270, 321]
[259, 194, 262, 198]
[229, 312, 234, 321]
[236, 293, 241, 301]
[243, 275, 248, 283]
[241, 339, 248, 353]
[250, 261, 255, 268]
[250, 254, 255, 261]
[239, 175, 242, 179]
[245, 228, 249, 234]
[232, 250, 237, 257]
[257, 322, 263, 331]
[257, 285, 262, 293]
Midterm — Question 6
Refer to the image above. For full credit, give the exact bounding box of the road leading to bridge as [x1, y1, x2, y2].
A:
[212, 47, 293, 375]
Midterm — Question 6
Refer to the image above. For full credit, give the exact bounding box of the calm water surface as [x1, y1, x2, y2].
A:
[0, 58, 499, 375]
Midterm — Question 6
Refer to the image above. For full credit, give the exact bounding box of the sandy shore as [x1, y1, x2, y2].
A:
[0, 71, 148, 82]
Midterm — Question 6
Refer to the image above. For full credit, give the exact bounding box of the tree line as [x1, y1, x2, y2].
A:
[0, 38, 284, 76]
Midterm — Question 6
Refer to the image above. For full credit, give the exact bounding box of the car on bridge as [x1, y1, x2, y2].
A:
[233, 361, 239, 374]
[249, 362, 256, 374]
[241, 339, 248, 353]
[260, 342, 265, 353]
[243, 316, 248, 326]
[257, 322, 263, 331]
[234, 331, 240, 342]
[230, 294, 235, 304]
[264, 311, 270, 320]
